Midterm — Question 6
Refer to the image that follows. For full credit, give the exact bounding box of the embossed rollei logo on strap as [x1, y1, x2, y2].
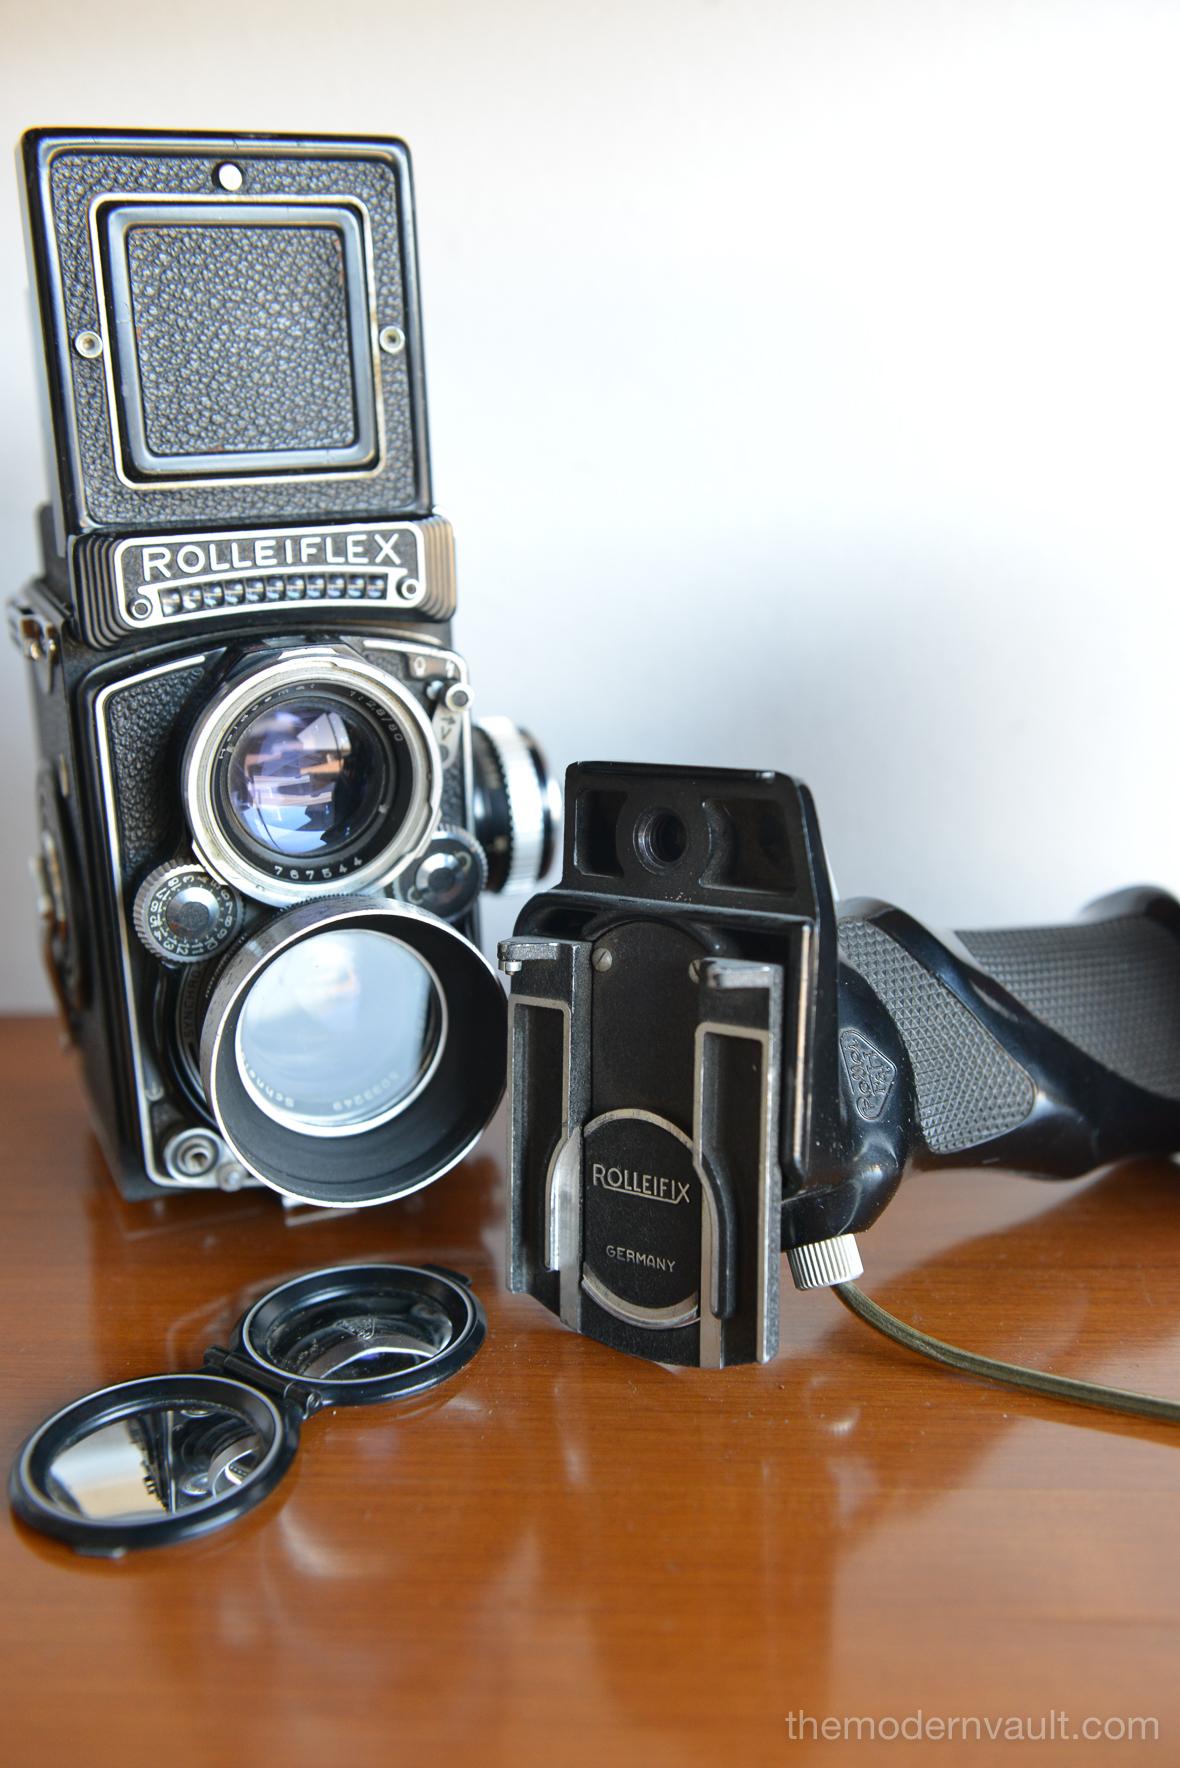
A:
[839, 1029, 897, 1122]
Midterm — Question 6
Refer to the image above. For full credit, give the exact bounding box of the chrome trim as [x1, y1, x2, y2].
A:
[94, 652, 212, 1190]
[693, 977, 782, 1365]
[580, 1269, 701, 1331]
[578, 1107, 715, 1335]
[476, 716, 553, 890]
[96, 199, 380, 483]
[182, 646, 442, 907]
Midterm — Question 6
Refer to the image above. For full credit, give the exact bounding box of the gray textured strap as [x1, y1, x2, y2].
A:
[959, 917, 1180, 1101]
[838, 919, 1035, 1155]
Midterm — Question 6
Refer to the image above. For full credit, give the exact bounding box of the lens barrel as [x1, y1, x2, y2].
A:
[200, 897, 506, 1206]
[473, 717, 561, 893]
[184, 649, 441, 906]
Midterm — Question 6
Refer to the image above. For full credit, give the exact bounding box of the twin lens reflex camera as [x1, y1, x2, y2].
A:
[10, 129, 556, 1207]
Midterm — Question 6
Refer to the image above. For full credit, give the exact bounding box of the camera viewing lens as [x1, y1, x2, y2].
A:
[234, 929, 445, 1135]
[185, 652, 442, 907]
[226, 699, 391, 860]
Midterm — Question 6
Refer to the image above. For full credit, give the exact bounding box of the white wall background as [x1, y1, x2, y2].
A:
[0, 0, 1177, 1008]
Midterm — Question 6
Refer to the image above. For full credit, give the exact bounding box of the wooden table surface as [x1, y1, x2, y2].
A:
[3, 1014, 1180, 1766]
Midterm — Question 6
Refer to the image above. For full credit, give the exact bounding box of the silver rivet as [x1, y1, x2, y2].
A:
[396, 576, 422, 602]
[378, 325, 406, 356]
[592, 947, 614, 973]
[128, 598, 152, 622]
[444, 683, 472, 712]
[215, 162, 243, 192]
[74, 330, 102, 359]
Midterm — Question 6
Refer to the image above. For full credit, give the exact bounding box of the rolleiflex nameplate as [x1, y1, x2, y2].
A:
[9, 1264, 484, 1555]
[22, 131, 431, 535]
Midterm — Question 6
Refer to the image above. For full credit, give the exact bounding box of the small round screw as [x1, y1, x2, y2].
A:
[128, 597, 152, 622]
[215, 161, 243, 192]
[396, 576, 422, 602]
[592, 947, 614, 973]
[443, 682, 472, 712]
[73, 330, 103, 359]
[378, 325, 406, 356]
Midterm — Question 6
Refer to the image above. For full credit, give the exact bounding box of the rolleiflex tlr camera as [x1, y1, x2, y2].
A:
[11, 129, 556, 1206]
[502, 764, 1180, 1368]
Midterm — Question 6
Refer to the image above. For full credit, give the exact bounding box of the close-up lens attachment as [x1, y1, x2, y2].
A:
[184, 649, 442, 905]
[9, 1264, 485, 1556]
[200, 898, 506, 1205]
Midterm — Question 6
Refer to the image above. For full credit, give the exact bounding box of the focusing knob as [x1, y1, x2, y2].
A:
[402, 828, 489, 920]
[472, 717, 561, 893]
[133, 863, 243, 965]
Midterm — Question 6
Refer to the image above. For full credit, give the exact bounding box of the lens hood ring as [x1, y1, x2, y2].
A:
[200, 896, 507, 1206]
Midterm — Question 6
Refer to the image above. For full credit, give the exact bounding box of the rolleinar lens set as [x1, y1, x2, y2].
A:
[10, 129, 1180, 1560]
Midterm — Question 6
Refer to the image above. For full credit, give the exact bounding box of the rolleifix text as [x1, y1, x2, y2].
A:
[590, 1163, 691, 1206]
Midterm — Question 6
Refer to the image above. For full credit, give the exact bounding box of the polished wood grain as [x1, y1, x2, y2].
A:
[3, 1015, 1180, 1766]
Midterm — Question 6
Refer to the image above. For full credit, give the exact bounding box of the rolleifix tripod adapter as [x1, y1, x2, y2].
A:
[501, 764, 1180, 1370]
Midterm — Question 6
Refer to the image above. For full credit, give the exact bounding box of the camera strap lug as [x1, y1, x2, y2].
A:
[7, 601, 59, 693]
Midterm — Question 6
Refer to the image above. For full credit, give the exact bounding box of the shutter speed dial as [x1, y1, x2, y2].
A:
[133, 864, 243, 965]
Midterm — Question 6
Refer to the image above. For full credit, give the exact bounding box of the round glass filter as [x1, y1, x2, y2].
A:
[8, 1373, 297, 1556]
[9, 1264, 486, 1556]
[233, 929, 446, 1136]
[234, 1263, 487, 1406]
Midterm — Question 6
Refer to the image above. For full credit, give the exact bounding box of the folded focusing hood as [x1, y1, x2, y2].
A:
[22, 130, 431, 533]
